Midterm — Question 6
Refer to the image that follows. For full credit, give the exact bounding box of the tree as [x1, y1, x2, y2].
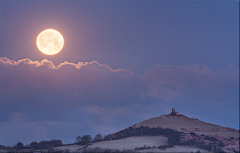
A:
[76, 136, 81, 142]
[30, 141, 38, 149]
[93, 134, 102, 142]
[50, 139, 62, 146]
[15, 142, 24, 149]
[36, 139, 62, 149]
[81, 135, 92, 145]
[0, 145, 6, 149]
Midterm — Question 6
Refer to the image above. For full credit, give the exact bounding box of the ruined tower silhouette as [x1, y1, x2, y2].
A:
[171, 108, 179, 116]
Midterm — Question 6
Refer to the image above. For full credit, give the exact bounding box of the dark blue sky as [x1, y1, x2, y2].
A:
[0, 1, 239, 146]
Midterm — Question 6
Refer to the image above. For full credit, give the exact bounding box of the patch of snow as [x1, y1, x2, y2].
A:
[195, 119, 201, 123]
[55, 145, 84, 152]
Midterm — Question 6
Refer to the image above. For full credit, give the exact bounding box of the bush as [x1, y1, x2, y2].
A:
[203, 136, 219, 141]
[167, 132, 181, 147]
[190, 132, 196, 136]
[218, 141, 224, 147]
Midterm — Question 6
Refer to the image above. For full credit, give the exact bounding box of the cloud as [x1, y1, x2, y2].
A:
[0, 57, 238, 145]
[0, 57, 142, 106]
[0, 57, 133, 73]
[142, 63, 239, 101]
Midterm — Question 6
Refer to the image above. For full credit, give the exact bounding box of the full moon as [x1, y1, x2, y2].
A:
[36, 29, 64, 55]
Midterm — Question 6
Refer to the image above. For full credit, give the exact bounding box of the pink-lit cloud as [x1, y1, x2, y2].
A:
[0, 57, 141, 106]
[0, 57, 133, 74]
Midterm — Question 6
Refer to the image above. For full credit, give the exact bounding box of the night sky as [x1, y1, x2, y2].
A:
[0, 1, 239, 146]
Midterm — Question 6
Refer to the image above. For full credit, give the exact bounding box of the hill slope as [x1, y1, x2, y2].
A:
[105, 109, 239, 152]
[132, 113, 238, 138]
[56, 109, 239, 153]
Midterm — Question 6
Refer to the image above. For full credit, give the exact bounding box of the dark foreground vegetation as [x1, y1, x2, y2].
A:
[180, 132, 226, 152]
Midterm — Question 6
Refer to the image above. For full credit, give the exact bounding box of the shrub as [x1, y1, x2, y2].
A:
[203, 136, 219, 141]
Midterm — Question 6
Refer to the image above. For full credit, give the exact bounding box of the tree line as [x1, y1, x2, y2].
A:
[102, 126, 181, 147]
[0, 126, 182, 152]
[75, 134, 103, 145]
[0, 139, 63, 151]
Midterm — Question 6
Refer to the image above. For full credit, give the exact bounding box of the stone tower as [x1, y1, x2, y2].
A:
[171, 108, 179, 116]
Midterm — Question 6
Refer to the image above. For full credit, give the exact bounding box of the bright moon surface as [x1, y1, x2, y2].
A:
[36, 29, 64, 55]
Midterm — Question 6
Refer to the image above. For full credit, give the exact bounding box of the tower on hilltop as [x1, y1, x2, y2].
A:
[171, 108, 179, 116]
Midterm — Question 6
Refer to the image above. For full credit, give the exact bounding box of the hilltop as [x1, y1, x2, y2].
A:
[132, 108, 238, 138]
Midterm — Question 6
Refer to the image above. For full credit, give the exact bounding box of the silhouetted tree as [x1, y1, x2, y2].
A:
[76, 135, 92, 145]
[33, 139, 62, 149]
[76, 136, 81, 142]
[30, 141, 38, 149]
[93, 134, 102, 142]
[81, 135, 92, 145]
[15, 142, 24, 149]
[50, 139, 62, 146]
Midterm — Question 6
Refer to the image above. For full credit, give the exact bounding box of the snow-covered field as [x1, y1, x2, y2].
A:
[88, 135, 167, 151]
[55, 136, 167, 152]
[138, 145, 210, 153]
[54, 136, 211, 152]
[55, 145, 84, 152]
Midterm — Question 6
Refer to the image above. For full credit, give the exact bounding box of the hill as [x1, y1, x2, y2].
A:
[132, 108, 238, 138]
[55, 108, 239, 153]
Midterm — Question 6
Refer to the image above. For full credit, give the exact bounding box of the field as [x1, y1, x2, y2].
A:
[55, 145, 84, 152]
[138, 145, 210, 153]
[55, 136, 168, 152]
